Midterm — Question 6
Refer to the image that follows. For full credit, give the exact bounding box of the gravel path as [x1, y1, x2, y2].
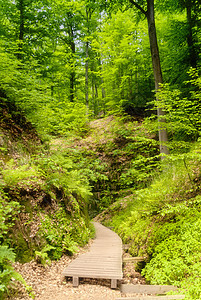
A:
[12, 255, 120, 300]
[11, 246, 145, 300]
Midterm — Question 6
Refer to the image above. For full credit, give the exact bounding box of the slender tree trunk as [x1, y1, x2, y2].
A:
[70, 70, 75, 102]
[146, 0, 169, 157]
[92, 78, 95, 114]
[186, 0, 197, 68]
[101, 77, 106, 115]
[18, 0, 25, 60]
[85, 9, 89, 110]
[85, 40, 89, 109]
[129, 0, 169, 158]
[95, 84, 99, 109]
[135, 62, 138, 103]
[69, 28, 75, 102]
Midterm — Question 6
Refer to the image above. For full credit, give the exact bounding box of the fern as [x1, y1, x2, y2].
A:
[0, 245, 33, 297]
[35, 245, 56, 266]
[0, 246, 16, 265]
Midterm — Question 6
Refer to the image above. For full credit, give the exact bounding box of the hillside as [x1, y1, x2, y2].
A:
[50, 115, 160, 216]
[56, 114, 201, 300]
[49, 114, 201, 300]
[1, 107, 152, 299]
[0, 98, 93, 298]
[0, 0, 201, 298]
[1, 102, 150, 299]
[1, 98, 201, 300]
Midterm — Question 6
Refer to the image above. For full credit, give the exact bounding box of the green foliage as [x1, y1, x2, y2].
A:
[0, 189, 20, 239]
[0, 222, 33, 297]
[108, 143, 201, 299]
[55, 116, 160, 214]
[112, 118, 160, 189]
[39, 101, 90, 137]
[0, 246, 16, 293]
[92, 10, 153, 113]
[39, 206, 91, 259]
[0, 186, 32, 298]
[142, 200, 201, 299]
[151, 68, 201, 147]
[35, 245, 56, 266]
[1, 159, 40, 188]
[119, 154, 160, 188]
[35, 152, 92, 201]
[0, 244, 34, 298]
[157, 12, 190, 85]
[0, 1, 201, 298]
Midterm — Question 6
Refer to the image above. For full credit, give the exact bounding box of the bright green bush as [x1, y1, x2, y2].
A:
[0, 190, 20, 240]
[0, 244, 34, 298]
[39, 206, 92, 259]
[154, 68, 201, 145]
[108, 145, 201, 299]
[0, 187, 34, 298]
[142, 202, 201, 299]
[40, 101, 90, 137]
[1, 159, 40, 188]
[0, 246, 22, 294]
[35, 152, 92, 202]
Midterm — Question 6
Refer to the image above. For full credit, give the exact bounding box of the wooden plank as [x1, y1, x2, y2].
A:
[73, 276, 79, 287]
[120, 284, 178, 294]
[63, 222, 123, 286]
[111, 279, 117, 289]
[116, 295, 185, 300]
[67, 274, 121, 280]
[123, 257, 145, 263]
[65, 272, 122, 278]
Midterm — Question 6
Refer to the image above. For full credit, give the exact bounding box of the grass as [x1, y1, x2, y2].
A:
[101, 142, 201, 299]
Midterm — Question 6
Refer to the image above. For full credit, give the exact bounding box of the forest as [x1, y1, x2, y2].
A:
[0, 0, 201, 298]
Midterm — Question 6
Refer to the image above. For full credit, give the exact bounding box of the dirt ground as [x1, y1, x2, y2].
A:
[11, 247, 145, 300]
[8, 117, 146, 300]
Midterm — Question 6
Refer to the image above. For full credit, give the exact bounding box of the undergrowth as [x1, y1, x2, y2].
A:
[0, 113, 93, 298]
[59, 115, 160, 215]
[0, 188, 34, 298]
[106, 143, 201, 299]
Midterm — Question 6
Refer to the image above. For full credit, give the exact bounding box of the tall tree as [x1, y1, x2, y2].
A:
[157, 0, 200, 70]
[128, 0, 169, 157]
[91, 9, 153, 115]
[17, 0, 25, 60]
[81, 0, 101, 112]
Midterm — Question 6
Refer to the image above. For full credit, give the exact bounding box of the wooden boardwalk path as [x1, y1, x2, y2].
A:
[63, 222, 123, 288]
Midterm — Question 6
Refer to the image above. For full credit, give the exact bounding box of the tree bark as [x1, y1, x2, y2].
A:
[146, 0, 169, 157]
[85, 41, 89, 109]
[17, 0, 25, 60]
[186, 0, 197, 68]
[85, 9, 90, 109]
[129, 0, 169, 158]
[69, 26, 75, 102]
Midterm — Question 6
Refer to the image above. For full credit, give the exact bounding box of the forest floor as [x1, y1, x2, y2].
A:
[50, 115, 116, 153]
[9, 116, 146, 299]
[12, 243, 145, 300]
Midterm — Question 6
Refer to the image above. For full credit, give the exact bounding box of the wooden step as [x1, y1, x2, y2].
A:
[120, 284, 178, 294]
[116, 295, 185, 300]
[63, 222, 123, 289]
[123, 257, 146, 263]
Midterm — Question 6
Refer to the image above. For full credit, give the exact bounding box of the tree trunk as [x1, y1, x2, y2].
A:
[146, 0, 169, 157]
[18, 0, 25, 60]
[69, 28, 75, 102]
[129, 0, 169, 157]
[85, 9, 89, 110]
[186, 0, 197, 68]
[85, 41, 89, 109]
